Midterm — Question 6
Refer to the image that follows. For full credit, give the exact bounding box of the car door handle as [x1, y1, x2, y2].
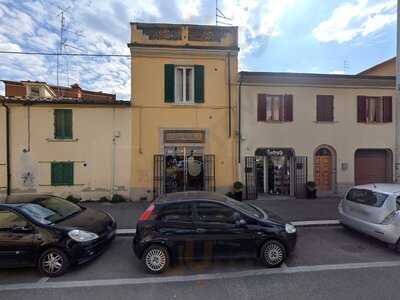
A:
[196, 228, 206, 234]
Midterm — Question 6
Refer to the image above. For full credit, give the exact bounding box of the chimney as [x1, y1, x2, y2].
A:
[71, 83, 82, 99]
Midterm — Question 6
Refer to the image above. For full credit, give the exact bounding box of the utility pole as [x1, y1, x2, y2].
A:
[396, 0, 400, 182]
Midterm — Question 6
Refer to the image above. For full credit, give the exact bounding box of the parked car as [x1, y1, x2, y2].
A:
[338, 184, 400, 250]
[133, 191, 297, 273]
[0, 194, 116, 276]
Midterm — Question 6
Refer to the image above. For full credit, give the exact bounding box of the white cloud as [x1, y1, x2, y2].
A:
[313, 0, 396, 43]
[221, 0, 294, 69]
[330, 70, 345, 75]
[177, 0, 201, 20]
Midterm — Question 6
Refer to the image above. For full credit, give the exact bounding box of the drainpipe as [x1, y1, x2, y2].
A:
[2, 102, 10, 196]
[238, 77, 243, 164]
[227, 52, 232, 138]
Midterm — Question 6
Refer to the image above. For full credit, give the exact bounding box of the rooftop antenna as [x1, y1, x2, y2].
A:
[343, 60, 350, 74]
[56, 6, 70, 97]
[216, 0, 232, 26]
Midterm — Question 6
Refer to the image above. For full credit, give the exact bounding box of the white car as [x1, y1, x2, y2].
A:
[338, 184, 400, 250]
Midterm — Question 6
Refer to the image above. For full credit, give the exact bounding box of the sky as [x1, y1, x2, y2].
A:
[0, 0, 396, 99]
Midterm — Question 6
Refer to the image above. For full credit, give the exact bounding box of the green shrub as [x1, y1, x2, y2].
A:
[233, 181, 243, 191]
[65, 195, 81, 204]
[99, 196, 110, 202]
[111, 194, 126, 203]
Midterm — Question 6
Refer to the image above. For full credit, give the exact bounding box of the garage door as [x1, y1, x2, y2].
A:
[355, 150, 391, 185]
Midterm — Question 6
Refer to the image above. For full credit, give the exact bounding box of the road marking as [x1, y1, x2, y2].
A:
[1, 260, 400, 291]
[36, 277, 49, 284]
[115, 220, 341, 236]
[292, 220, 340, 227]
[116, 229, 136, 235]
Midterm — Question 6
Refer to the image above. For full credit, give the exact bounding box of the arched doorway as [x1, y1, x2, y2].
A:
[314, 145, 337, 192]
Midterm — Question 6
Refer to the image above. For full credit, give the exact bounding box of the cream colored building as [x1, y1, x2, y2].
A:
[239, 72, 396, 198]
[0, 97, 131, 201]
[129, 23, 238, 200]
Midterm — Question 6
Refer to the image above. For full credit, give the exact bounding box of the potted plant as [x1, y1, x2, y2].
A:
[233, 181, 244, 201]
[305, 181, 317, 199]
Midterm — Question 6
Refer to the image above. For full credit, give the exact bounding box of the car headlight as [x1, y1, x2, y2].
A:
[68, 229, 99, 242]
[285, 223, 296, 234]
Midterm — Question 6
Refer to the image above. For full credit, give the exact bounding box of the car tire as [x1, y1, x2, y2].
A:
[260, 240, 286, 268]
[142, 245, 170, 274]
[38, 248, 70, 277]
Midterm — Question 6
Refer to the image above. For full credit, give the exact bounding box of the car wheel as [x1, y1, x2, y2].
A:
[142, 245, 170, 274]
[38, 248, 70, 277]
[260, 240, 286, 268]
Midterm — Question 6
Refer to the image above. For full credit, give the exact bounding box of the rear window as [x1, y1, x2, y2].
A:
[346, 189, 389, 207]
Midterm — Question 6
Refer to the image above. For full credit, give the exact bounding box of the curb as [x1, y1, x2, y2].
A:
[115, 220, 341, 236]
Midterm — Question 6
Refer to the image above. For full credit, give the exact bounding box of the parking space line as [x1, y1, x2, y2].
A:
[292, 220, 340, 227]
[116, 229, 136, 236]
[1, 260, 400, 292]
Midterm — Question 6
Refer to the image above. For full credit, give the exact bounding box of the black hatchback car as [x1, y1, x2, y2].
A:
[0, 194, 116, 276]
[133, 192, 297, 273]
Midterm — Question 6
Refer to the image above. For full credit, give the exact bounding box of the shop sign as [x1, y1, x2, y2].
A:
[164, 130, 205, 144]
[255, 148, 294, 157]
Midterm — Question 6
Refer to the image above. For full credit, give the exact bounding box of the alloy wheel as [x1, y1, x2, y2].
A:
[145, 248, 167, 272]
[42, 252, 64, 274]
[264, 242, 284, 265]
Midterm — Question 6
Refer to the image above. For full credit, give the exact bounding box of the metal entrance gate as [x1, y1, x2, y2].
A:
[153, 155, 165, 200]
[153, 154, 215, 200]
[294, 156, 307, 198]
[245, 156, 257, 200]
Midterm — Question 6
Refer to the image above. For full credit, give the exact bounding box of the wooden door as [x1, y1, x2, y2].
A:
[315, 155, 332, 191]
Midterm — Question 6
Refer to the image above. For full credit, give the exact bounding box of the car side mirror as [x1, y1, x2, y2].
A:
[12, 225, 33, 234]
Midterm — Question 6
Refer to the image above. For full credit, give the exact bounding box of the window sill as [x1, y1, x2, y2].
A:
[359, 122, 392, 125]
[39, 184, 84, 187]
[46, 138, 79, 142]
[314, 121, 338, 124]
[258, 121, 290, 123]
[168, 102, 200, 106]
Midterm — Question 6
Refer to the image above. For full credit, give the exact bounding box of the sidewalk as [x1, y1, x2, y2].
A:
[83, 196, 341, 229]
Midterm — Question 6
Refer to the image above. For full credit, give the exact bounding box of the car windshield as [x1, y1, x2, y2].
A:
[19, 196, 83, 225]
[223, 196, 264, 219]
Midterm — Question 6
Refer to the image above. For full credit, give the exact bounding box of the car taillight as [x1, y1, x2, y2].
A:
[139, 204, 156, 221]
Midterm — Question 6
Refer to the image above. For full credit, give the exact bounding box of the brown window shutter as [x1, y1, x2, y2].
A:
[257, 94, 267, 121]
[357, 96, 367, 122]
[383, 96, 392, 123]
[284, 94, 293, 121]
[317, 95, 334, 122]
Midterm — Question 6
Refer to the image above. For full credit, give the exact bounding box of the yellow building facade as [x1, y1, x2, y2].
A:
[0, 99, 131, 201]
[128, 23, 239, 200]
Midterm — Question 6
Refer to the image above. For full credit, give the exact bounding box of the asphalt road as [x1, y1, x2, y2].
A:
[1, 226, 400, 300]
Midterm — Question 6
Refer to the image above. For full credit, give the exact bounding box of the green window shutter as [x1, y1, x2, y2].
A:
[64, 162, 74, 186]
[51, 162, 63, 186]
[51, 162, 73, 186]
[165, 64, 175, 103]
[64, 110, 73, 139]
[194, 65, 204, 103]
[54, 109, 73, 139]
